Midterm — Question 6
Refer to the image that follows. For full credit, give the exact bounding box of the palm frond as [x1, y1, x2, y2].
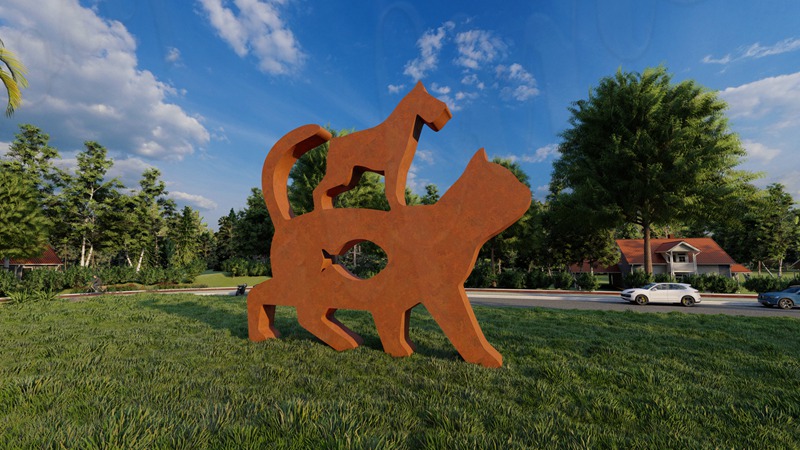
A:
[0, 47, 29, 117]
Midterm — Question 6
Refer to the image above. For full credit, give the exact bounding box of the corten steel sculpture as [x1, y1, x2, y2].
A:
[248, 82, 531, 368]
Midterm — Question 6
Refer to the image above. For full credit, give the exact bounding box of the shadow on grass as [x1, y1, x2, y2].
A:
[141, 297, 473, 364]
[141, 297, 251, 340]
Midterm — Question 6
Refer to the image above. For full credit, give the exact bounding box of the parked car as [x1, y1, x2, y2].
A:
[758, 285, 800, 310]
[621, 282, 701, 306]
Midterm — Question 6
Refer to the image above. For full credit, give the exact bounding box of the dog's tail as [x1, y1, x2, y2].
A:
[262, 124, 332, 227]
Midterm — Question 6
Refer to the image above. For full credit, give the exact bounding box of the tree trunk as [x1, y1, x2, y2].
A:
[86, 245, 94, 268]
[80, 236, 87, 267]
[3, 256, 9, 270]
[136, 249, 145, 273]
[778, 258, 784, 277]
[643, 224, 653, 275]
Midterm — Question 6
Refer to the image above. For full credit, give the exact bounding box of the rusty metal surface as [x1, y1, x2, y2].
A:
[248, 83, 531, 367]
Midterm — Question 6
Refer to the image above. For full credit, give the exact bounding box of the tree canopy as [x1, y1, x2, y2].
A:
[551, 66, 751, 274]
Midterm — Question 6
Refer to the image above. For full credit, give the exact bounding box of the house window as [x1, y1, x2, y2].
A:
[676, 253, 687, 263]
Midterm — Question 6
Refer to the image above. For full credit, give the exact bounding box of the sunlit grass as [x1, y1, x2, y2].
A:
[194, 271, 269, 288]
[1, 294, 798, 448]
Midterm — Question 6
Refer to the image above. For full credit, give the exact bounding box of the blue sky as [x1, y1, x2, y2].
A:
[1, 0, 799, 229]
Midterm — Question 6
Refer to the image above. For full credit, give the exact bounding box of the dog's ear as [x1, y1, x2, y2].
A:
[467, 148, 488, 168]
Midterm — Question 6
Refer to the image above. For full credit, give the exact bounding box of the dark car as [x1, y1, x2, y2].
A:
[758, 285, 800, 310]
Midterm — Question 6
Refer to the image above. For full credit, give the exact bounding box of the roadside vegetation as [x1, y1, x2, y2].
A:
[1, 294, 798, 448]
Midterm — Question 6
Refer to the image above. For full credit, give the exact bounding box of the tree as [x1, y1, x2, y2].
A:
[0, 38, 28, 117]
[2, 125, 63, 231]
[421, 184, 440, 205]
[747, 184, 798, 276]
[233, 188, 274, 260]
[0, 166, 50, 269]
[60, 141, 121, 267]
[130, 168, 172, 271]
[552, 66, 750, 274]
[168, 206, 208, 267]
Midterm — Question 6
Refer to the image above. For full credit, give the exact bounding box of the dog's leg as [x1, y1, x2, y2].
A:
[297, 305, 363, 351]
[373, 306, 416, 357]
[247, 281, 280, 341]
[425, 288, 502, 368]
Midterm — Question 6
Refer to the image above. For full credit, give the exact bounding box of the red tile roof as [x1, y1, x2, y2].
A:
[617, 238, 744, 268]
[9, 245, 63, 266]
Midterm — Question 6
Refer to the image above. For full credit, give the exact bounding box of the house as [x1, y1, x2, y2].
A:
[572, 237, 750, 285]
[4, 245, 64, 276]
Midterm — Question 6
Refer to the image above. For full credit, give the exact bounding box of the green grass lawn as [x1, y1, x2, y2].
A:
[194, 271, 269, 288]
[2, 294, 799, 449]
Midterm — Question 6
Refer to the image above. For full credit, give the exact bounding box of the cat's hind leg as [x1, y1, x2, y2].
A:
[297, 305, 363, 351]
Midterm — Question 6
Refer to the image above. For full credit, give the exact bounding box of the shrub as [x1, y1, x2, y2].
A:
[498, 268, 526, 289]
[552, 271, 575, 290]
[21, 269, 64, 292]
[525, 270, 552, 289]
[465, 259, 496, 288]
[653, 273, 676, 283]
[97, 266, 137, 285]
[63, 266, 93, 289]
[1, 270, 19, 296]
[623, 270, 652, 289]
[743, 275, 800, 293]
[574, 272, 600, 291]
[137, 267, 166, 285]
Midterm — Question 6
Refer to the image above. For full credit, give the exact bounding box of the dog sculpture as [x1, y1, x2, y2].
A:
[312, 81, 451, 211]
[249, 117, 531, 367]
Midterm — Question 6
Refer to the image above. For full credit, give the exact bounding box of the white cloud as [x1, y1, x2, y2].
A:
[429, 83, 451, 95]
[398, 23, 537, 109]
[0, 0, 209, 161]
[403, 21, 454, 81]
[742, 140, 781, 164]
[198, 0, 305, 75]
[522, 143, 559, 163]
[416, 149, 435, 165]
[461, 74, 485, 89]
[703, 37, 800, 64]
[454, 29, 506, 70]
[719, 71, 800, 128]
[496, 63, 539, 101]
[170, 191, 219, 210]
[387, 84, 405, 94]
[165, 46, 181, 64]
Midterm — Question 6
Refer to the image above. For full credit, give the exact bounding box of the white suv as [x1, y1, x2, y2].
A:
[621, 282, 701, 306]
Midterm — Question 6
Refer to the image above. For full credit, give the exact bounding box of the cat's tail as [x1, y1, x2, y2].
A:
[261, 124, 331, 227]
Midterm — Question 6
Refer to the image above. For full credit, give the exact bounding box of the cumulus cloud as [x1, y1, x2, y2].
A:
[403, 21, 454, 81]
[0, 0, 209, 161]
[702, 37, 800, 64]
[719, 71, 800, 128]
[522, 143, 559, 163]
[387, 84, 405, 94]
[198, 0, 305, 74]
[742, 140, 781, 164]
[454, 29, 506, 70]
[170, 191, 219, 210]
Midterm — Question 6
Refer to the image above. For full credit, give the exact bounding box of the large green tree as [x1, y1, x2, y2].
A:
[0, 166, 50, 269]
[0, 38, 27, 117]
[551, 66, 750, 274]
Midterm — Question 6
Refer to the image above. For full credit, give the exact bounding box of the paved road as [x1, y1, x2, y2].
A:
[466, 290, 799, 317]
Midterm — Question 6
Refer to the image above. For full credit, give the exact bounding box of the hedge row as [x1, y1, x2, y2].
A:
[0, 259, 206, 297]
[465, 259, 599, 291]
